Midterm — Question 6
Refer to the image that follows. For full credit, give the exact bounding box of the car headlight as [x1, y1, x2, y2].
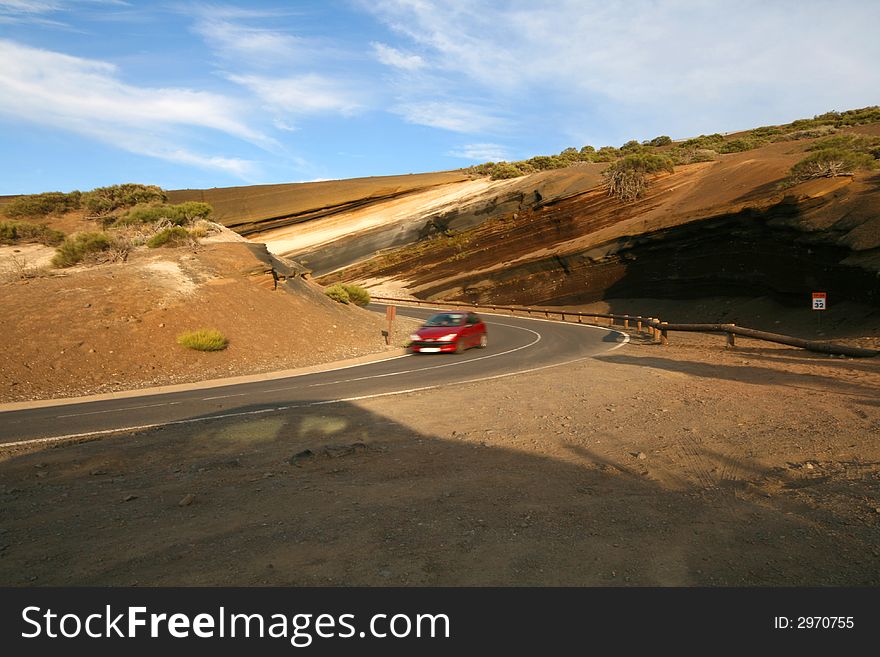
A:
[409, 334, 421, 342]
[438, 333, 457, 341]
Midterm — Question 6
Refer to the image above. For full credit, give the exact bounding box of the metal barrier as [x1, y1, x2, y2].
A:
[371, 296, 879, 358]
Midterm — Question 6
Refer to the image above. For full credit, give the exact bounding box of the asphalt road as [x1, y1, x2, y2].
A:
[0, 306, 626, 447]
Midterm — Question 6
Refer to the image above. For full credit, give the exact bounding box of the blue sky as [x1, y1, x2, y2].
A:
[1, 0, 878, 194]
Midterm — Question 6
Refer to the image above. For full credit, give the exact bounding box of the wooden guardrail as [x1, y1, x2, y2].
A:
[371, 296, 879, 358]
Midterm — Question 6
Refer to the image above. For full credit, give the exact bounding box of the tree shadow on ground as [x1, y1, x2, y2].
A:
[0, 400, 878, 587]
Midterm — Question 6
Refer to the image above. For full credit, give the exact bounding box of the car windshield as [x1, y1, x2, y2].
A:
[424, 313, 465, 327]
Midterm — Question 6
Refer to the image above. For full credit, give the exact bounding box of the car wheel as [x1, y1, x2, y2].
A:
[454, 339, 465, 354]
[478, 333, 488, 348]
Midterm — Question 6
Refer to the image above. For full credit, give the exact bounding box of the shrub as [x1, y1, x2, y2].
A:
[649, 135, 672, 147]
[787, 148, 876, 183]
[526, 155, 566, 171]
[177, 329, 228, 351]
[557, 147, 581, 163]
[773, 126, 838, 142]
[806, 133, 880, 155]
[324, 283, 351, 304]
[146, 226, 191, 248]
[3, 191, 82, 218]
[750, 126, 782, 139]
[52, 232, 112, 267]
[189, 219, 218, 239]
[604, 153, 674, 201]
[341, 284, 371, 307]
[116, 201, 213, 228]
[669, 146, 716, 165]
[82, 184, 166, 216]
[591, 146, 620, 162]
[0, 220, 65, 246]
[620, 139, 644, 153]
[683, 133, 725, 150]
[717, 137, 767, 153]
[489, 162, 528, 180]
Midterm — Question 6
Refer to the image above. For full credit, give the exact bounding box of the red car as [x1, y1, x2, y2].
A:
[409, 311, 488, 354]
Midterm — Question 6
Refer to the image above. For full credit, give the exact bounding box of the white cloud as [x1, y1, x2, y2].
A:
[0, 38, 267, 176]
[0, 0, 58, 10]
[228, 73, 364, 120]
[366, 0, 880, 138]
[394, 101, 503, 133]
[447, 143, 508, 161]
[192, 16, 306, 66]
[371, 41, 425, 70]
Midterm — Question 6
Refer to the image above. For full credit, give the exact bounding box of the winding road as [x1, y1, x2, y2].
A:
[0, 306, 627, 447]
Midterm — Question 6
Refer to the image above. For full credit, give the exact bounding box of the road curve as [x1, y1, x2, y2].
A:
[0, 306, 627, 447]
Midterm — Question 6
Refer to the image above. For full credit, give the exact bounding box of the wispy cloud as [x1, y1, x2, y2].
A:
[0, 38, 266, 176]
[394, 101, 503, 133]
[228, 73, 365, 122]
[371, 41, 424, 71]
[447, 143, 508, 161]
[192, 16, 306, 67]
[365, 0, 880, 139]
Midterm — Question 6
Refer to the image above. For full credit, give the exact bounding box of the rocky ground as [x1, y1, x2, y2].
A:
[1, 326, 877, 586]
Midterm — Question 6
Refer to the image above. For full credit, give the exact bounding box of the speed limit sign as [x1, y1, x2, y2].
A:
[812, 292, 827, 310]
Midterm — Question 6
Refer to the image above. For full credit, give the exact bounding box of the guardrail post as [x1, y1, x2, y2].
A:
[660, 322, 669, 346]
[727, 324, 736, 348]
[636, 319, 642, 332]
[623, 316, 630, 329]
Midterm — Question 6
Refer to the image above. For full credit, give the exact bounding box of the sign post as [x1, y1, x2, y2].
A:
[812, 292, 826, 332]
[385, 305, 396, 345]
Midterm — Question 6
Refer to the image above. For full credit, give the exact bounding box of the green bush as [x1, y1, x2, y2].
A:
[0, 220, 65, 246]
[3, 191, 82, 218]
[526, 155, 566, 171]
[787, 148, 876, 183]
[604, 153, 674, 201]
[52, 232, 112, 267]
[489, 162, 528, 180]
[116, 201, 212, 227]
[341, 284, 371, 307]
[177, 329, 228, 351]
[683, 133, 725, 150]
[773, 126, 838, 142]
[591, 146, 620, 162]
[82, 184, 166, 216]
[146, 226, 191, 248]
[806, 133, 880, 155]
[717, 137, 767, 154]
[668, 146, 716, 165]
[324, 283, 351, 304]
[557, 147, 581, 163]
[649, 135, 673, 147]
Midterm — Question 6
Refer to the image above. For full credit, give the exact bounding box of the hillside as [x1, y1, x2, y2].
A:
[280, 127, 879, 322]
[0, 216, 415, 403]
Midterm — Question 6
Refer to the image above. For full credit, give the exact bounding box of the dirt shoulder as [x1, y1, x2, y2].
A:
[0, 330, 877, 585]
[0, 240, 419, 403]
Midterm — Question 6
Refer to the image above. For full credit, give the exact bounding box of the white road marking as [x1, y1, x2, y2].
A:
[55, 401, 182, 419]
[301, 322, 541, 389]
[2, 312, 629, 449]
[201, 393, 247, 401]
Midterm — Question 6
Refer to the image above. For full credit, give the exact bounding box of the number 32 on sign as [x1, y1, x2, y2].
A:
[812, 292, 827, 311]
